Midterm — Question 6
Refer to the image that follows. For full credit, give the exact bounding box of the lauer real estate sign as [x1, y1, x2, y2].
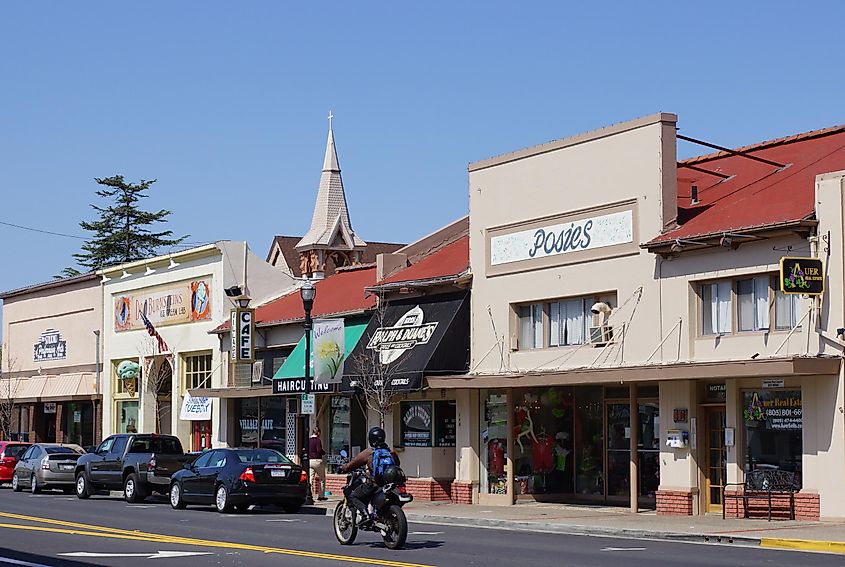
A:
[490, 209, 634, 266]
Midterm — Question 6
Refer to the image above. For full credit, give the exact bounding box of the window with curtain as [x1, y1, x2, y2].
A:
[774, 290, 802, 331]
[702, 281, 732, 335]
[737, 276, 770, 332]
[549, 298, 588, 346]
[519, 303, 544, 349]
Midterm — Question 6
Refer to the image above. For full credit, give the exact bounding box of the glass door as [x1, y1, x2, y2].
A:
[705, 407, 727, 512]
[480, 390, 510, 504]
[605, 402, 631, 500]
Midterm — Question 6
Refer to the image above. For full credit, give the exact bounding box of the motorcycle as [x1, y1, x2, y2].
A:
[333, 467, 413, 550]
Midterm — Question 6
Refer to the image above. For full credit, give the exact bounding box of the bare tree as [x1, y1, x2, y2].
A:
[348, 296, 408, 428]
[138, 337, 172, 435]
[0, 343, 20, 441]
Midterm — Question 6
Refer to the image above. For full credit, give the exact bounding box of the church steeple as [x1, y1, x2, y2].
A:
[296, 113, 367, 279]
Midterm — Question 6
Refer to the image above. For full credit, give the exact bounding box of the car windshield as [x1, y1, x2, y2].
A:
[235, 449, 291, 464]
[128, 437, 183, 454]
[45, 446, 81, 454]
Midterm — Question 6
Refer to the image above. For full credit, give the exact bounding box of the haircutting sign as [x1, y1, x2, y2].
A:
[489, 206, 635, 272]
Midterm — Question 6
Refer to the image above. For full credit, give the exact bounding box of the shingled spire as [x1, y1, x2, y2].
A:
[296, 114, 367, 278]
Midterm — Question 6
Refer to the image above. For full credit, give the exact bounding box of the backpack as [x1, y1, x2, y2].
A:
[371, 446, 395, 481]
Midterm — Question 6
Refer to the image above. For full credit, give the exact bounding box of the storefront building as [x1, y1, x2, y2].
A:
[1, 273, 102, 448]
[100, 241, 291, 450]
[434, 114, 845, 519]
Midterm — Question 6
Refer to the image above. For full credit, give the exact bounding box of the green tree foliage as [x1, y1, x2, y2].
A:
[53, 267, 82, 280]
[74, 175, 187, 269]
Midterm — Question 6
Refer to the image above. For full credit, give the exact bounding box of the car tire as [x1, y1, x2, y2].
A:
[214, 484, 233, 513]
[30, 474, 40, 494]
[124, 473, 147, 503]
[11, 473, 21, 492]
[281, 500, 303, 514]
[169, 482, 187, 510]
[75, 472, 91, 499]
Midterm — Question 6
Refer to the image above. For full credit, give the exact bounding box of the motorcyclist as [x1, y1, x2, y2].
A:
[340, 426, 400, 527]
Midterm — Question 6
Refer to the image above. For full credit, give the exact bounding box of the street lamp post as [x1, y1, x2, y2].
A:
[300, 279, 316, 505]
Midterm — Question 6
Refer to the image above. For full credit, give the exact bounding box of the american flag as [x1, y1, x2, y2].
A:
[140, 311, 169, 353]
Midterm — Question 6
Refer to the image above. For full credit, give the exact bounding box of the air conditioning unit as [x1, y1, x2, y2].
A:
[589, 325, 614, 346]
[251, 360, 264, 384]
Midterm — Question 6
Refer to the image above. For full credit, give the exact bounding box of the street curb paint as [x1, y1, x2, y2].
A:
[760, 538, 845, 554]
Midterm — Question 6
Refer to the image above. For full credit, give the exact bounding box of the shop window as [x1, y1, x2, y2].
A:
[518, 304, 543, 349]
[480, 391, 508, 495]
[183, 352, 213, 391]
[271, 357, 287, 376]
[774, 289, 803, 331]
[742, 389, 802, 487]
[399, 401, 433, 447]
[549, 299, 589, 346]
[737, 276, 770, 332]
[514, 293, 617, 350]
[234, 397, 286, 452]
[116, 400, 139, 434]
[701, 281, 732, 335]
[113, 358, 141, 396]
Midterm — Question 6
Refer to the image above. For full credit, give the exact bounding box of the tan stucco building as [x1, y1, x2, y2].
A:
[433, 114, 845, 520]
[1, 273, 103, 447]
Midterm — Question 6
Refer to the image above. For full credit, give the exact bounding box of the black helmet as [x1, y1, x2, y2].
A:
[368, 426, 386, 447]
[381, 465, 405, 485]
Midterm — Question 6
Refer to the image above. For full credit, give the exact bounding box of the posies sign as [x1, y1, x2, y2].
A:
[487, 203, 637, 275]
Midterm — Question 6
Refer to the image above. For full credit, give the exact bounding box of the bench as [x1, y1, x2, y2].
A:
[722, 469, 798, 521]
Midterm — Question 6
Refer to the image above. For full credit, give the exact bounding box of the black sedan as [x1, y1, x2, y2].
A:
[168, 448, 307, 513]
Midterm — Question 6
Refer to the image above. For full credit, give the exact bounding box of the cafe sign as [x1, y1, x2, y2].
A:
[779, 257, 824, 295]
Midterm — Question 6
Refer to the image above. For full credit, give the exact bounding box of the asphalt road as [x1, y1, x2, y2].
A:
[0, 486, 841, 567]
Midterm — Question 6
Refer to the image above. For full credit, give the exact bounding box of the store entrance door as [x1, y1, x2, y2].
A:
[704, 407, 727, 513]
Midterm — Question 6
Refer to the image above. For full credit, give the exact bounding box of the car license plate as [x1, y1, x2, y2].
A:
[60, 465, 73, 471]
[270, 469, 287, 478]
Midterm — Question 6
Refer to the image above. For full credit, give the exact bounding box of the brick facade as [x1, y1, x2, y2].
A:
[321, 474, 453, 501]
[724, 490, 820, 521]
[656, 489, 694, 516]
[450, 481, 473, 504]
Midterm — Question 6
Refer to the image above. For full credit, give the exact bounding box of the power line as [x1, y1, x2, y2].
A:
[0, 220, 87, 240]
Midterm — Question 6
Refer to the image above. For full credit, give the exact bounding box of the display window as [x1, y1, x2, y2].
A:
[234, 397, 287, 451]
[116, 400, 139, 434]
[480, 391, 508, 495]
[327, 395, 366, 474]
[742, 389, 802, 487]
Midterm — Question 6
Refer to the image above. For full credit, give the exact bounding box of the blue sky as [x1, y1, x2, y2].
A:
[1, 2, 844, 294]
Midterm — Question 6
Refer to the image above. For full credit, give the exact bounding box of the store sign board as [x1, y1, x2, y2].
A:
[231, 308, 255, 362]
[743, 390, 802, 431]
[179, 394, 212, 421]
[490, 209, 634, 267]
[313, 319, 345, 384]
[400, 401, 432, 447]
[33, 329, 67, 362]
[44, 403, 57, 414]
[114, 279, 212, 332]
[779, 257, 824, 295]
[272, 379, 333, 395]
[763, 378, 784, 389]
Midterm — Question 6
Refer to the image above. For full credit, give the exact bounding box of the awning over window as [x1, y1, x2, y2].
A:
[342, 292, 469, 392]
[273, 320, 369, 385]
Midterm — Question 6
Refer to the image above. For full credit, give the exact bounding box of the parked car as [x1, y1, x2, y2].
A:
[0, 442, 31, 485]
[75, 434, 190, 503]
[169, 447, 307, 514]
[12, 444, 85, 494]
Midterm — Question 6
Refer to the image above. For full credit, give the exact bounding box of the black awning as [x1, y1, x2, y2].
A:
[341, 292, 469, 392]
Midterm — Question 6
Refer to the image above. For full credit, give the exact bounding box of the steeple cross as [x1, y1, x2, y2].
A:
[328, 110, 334, 130]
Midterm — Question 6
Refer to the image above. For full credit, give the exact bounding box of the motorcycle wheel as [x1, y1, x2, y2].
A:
[333, 501, 358, 545]
[381, 504, 408, 550]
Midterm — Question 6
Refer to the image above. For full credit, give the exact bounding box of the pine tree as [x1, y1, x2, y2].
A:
[73, 175, 188, 269]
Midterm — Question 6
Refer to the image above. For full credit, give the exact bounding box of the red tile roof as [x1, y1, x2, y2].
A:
[378, 235, 469, 286]
[647, 124, 845, 247]
[212, 266, 377, 332]
[255, 266, 376, 326]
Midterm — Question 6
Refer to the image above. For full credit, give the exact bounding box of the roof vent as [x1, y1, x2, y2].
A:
[690, 185, 699, 205]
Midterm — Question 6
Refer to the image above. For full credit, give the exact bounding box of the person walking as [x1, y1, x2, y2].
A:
[308, 426, 327, 501]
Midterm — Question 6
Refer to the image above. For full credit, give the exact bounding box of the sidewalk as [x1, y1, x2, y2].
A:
[310, 496, 845, 554]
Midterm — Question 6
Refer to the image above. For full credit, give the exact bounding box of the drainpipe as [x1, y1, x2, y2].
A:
[93, 330, 101, 395]
[93, 329, 101, 444]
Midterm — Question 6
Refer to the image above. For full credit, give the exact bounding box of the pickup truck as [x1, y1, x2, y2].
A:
[74, 434, 192, 503]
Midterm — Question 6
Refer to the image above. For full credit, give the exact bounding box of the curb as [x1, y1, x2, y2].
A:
[310, 502, 761, 547]
[761, 537, 845, 555]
